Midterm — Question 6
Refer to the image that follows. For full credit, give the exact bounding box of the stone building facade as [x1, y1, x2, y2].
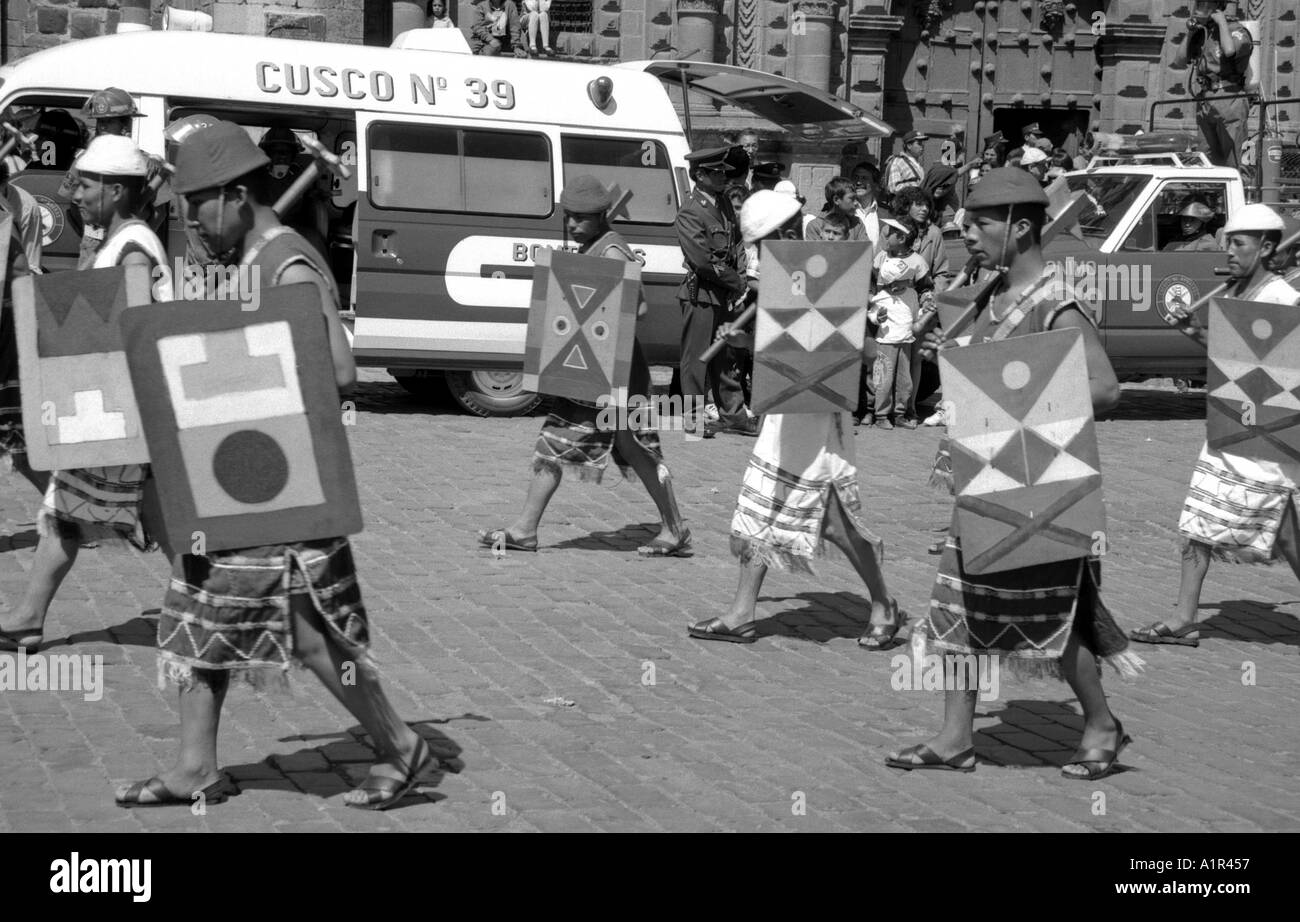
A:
[4, 0, 1297, 193]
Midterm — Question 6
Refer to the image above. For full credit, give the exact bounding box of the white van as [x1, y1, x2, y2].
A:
[0, 29, 890, 414]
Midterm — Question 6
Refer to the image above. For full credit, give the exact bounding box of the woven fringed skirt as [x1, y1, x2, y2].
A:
[531, 341, 663, 484]
[156, 537, 372, 692]
[730, 412, 883, 573]
[37, 465, 154, 549]
[916, 523, 1143, 681]
[1178, 442, 1297, 564]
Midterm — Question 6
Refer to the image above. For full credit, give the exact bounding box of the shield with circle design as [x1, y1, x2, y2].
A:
[521, 248, 641, 404]
[120, 283, 362, 553]
[1206, 296, 1300, 470]
[751, 240, 871, 415]
[940, 327, 1105, 575]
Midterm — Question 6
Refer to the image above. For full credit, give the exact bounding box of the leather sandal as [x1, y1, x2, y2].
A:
[1129, 621, 1199, 647]
[688, 617, 759, 644]
[0, 627, 43, 654]
[344, 736, 437, 811]
[116, 773, 236, 808]
[857, 598, 903, 651]
[637, 529, 692, 558]
[1062, 720, 1133, 781]
[477, 528, 538, 552]
[885, 744, 977, 773]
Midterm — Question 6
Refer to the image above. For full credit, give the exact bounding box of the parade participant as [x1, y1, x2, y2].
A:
[0, 213, 37, 500]
[0, 135, 172, 655]
[1174, 0, 1252, 169]
[886, 168, 1139, 778]
[675, 146, 756, 438]
[1161, 201, 1220, 252]
[60, 88, 168, 265]
[884, 130, 926, 196]
[1133, 203, 1300, 648]
[688, 190, 900, 647]
[806, 177, 869, 241]
[114, 120, 430, 810]
[0, 159, 43, 271]
[470, 0, 526, 56]
[477, 176, 690, 557]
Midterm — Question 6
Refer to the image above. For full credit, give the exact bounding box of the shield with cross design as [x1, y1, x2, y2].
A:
[1205, 297, 1300, 470]
[521, 247, 640, 404]
[14, 261, 155, 471]
[940, 327, 1105, 576]
[750, 240, 871, 415]
[121, 283, 362, 552]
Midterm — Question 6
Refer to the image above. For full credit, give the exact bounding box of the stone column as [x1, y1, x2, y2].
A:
[392, 0, 426, 39]
[790, 0, 836, 92]
[677, 0, 722, 63]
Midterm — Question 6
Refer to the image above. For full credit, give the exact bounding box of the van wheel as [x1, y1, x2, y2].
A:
[445, 369, 543, 418]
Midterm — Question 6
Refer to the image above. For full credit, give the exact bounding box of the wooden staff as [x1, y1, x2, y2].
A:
[273, 137, 350, 219]
[0, 122, 38, 164]
[698, 301, 755, 364]
[1167, 224, 1300, 324]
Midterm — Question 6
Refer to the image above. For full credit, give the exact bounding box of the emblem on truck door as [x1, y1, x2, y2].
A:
[1156, 274, 1199, 326]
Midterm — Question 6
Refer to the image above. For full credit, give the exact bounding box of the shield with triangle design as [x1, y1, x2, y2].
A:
[939, 327, 1106, 575]
[1205, 297, 1300, 470]
[521, 248, 641, 404]
[14, 262, 155, 471]
[751, 240, 871, 415]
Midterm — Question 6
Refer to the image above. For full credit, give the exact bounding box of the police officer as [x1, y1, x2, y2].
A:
[675, 146, 755, 438]
[1161, 201, 1220, 251]
[259, 126, 330, 258]
[1173, 0, 1252, 169]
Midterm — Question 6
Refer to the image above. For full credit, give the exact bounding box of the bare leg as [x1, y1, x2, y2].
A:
[1060, 626, 1121, 776]
[821, 490, 891, 627]
[122, 669, 229, 797]
[504, 464, 562, 542]
[614, 431, 686, 545]
[719, 560, 767, 628]
[527, 13, 540, 50]
[0, 531, 80, 636]
[538, 10, 551, 50]
[1168, 539, 1211, 631]
[889, 687, 978, 763]
[285, 594, 421, 799]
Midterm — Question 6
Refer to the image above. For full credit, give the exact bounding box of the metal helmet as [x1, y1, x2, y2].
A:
[81, 87, 142, 120]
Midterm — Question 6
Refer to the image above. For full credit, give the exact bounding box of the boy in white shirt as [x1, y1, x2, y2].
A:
[869, 256, 919, 430]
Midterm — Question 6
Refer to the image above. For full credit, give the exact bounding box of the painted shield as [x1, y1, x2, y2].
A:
[941, 327, 1105, 575]
[1205, 296, 1300, 469]
[521, 248, 640, 403]
[14, 262, 154, 471]
[751, 240, 871, 415]
[120, 283, 362, 553]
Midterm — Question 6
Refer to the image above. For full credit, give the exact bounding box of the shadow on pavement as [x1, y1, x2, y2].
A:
[223, 722, 467, 810]
[1200, 599, 1300, 646]
[549, 522, 666, 553]
[61, 615, 159, 650]
[975, 699, 1137, 775]
[1100, 387, 1205, 422]
[750, 590, 877, 643]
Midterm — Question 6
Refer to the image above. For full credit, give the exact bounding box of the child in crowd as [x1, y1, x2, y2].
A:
[869, 257, 918, 430]
[806, 177, 868, 241]
[427, 0, 455, 27]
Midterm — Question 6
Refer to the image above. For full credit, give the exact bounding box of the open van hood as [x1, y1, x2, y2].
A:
[619, 60, 894, 141]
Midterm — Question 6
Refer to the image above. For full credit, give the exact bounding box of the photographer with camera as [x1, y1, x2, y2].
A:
[1172, 0, 1253, 169]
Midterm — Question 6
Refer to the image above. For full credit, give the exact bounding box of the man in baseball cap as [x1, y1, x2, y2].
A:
[1161, 200, 1220, 251]
[884, 130, 927, 196]
[1141, 202, 1300, 652]
[479, 174, 690, 561]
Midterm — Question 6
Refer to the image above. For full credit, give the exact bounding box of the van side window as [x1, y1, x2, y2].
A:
[1152, 181, 1228, 252]
[561, 136, 677, 225]
[369, 122, 552, 216]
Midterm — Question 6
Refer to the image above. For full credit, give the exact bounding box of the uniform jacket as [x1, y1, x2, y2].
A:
[674, 187, 746, 308]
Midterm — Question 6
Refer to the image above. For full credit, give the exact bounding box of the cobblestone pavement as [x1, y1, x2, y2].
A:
[1, 372, 1297, 833]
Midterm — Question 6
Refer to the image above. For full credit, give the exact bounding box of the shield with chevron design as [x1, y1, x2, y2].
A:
[14, 261, 155, 470]
[1205, 297, 1300, 470]
[940, 327, 1105, 575]
[751, 241, 871, 415]
[521, 248, 640, 404]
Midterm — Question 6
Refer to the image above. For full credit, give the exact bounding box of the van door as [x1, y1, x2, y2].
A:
[1102, 179, 1227, 380]
[352, 112, 558, 380]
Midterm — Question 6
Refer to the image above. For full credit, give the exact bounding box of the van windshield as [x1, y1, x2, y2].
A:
[1066, 173, 1150, 240]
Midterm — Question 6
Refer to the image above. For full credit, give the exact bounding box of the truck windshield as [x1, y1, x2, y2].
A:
[1066, 174, 1150, 240]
